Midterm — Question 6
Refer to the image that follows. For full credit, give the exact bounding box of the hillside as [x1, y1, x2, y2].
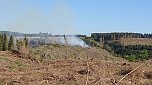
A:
[30, 45, 125, 61]
[0, 45, 152, 85]
[86, 33, 152, 62]
[119, 38, 152, 45]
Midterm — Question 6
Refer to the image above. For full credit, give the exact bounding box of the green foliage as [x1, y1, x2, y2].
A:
[105, 41, 152, 62]
[127, 55, 137, 62]
[16, 37, 30, 57]
[24, 36, 28, 47]
[9, 60, 27, 70]
[14, 60, 26, 67]
[139, 50, 149, 60]
[8, 35, 14, 51]
[2, 34, 8, 51]
[103, 44, 112, 53]
[0, 34, 3, 50]
[16, 39, 23, 51]
[81, 37, 101, 47]
[0, 33, 8, 51]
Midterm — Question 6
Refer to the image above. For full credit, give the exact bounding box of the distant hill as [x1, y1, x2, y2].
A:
[0, 31, 24, 37]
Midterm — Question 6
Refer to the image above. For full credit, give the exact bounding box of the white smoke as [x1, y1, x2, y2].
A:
[45, 35, 89, 47]
[15, 35, 89, 48]
[63, 35, 89, 47]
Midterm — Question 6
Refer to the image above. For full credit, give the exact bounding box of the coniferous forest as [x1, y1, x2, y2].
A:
[91, 32, 152, 62]
[104, 41, 152, 62]
[0, 33, 28, 52]
[0, 34, 10, 51]
[91, 32, 152, 41]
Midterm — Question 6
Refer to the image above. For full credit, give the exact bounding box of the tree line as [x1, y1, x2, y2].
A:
[104, 41, 152, 62]
[91, 33, 152, 41]
[0, 34, 14, 51]
[0, 33, 28, 52]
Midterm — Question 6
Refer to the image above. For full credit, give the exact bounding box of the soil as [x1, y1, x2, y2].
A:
[0, 47, 151, 85]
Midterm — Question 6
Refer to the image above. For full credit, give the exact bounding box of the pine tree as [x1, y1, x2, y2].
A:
[24, 36, 28, 48]
[16, 39, 20, 51]
[0, 34, 3, 50]
[16, 38, 29, 58]
[8, 35, 14, 51]
[2, 34, 8, 51]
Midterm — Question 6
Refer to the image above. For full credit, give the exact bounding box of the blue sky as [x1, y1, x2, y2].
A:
[0, 0, 152, 35]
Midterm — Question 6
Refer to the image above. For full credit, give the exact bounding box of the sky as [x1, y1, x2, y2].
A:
[0, 0, 152, 35]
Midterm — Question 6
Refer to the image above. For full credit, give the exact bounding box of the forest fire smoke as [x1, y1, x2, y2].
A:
[62, 35, 89, 47]
[15, 35, 89, 48]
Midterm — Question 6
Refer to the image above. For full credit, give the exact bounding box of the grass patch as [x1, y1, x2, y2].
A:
[9, 60, 27, 70]
[14, 60, 26, 67]
[0, 56, 10, 61]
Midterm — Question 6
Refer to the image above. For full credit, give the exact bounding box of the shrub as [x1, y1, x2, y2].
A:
[103, 44, 112, 53]
[127, 55, 137, 62]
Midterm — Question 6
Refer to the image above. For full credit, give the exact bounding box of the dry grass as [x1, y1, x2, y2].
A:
[119, 38, 152, 45]
[0, 45, 151, 85]
[30, 45, 123, 62]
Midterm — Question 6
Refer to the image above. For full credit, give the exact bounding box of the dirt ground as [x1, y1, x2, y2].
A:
[0, 46, 152, 85]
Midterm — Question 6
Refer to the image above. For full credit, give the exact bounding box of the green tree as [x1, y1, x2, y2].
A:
[127, 55, 137, 62]
[8, 35, 14, 51]
[24, 36, 28, 48]
[2, 34, 8, 51]
[16, 39, 24, 51]
[16, 39, 20, 51]
[0, 34, 3, 50]
[139, 50, 149, 60]
[103, 44, 112, 53]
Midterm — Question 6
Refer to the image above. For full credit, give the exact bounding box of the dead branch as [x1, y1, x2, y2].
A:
[116, 61, 149, 85]
[85, 49, 89, 85]
[94, 78, 102, 85]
